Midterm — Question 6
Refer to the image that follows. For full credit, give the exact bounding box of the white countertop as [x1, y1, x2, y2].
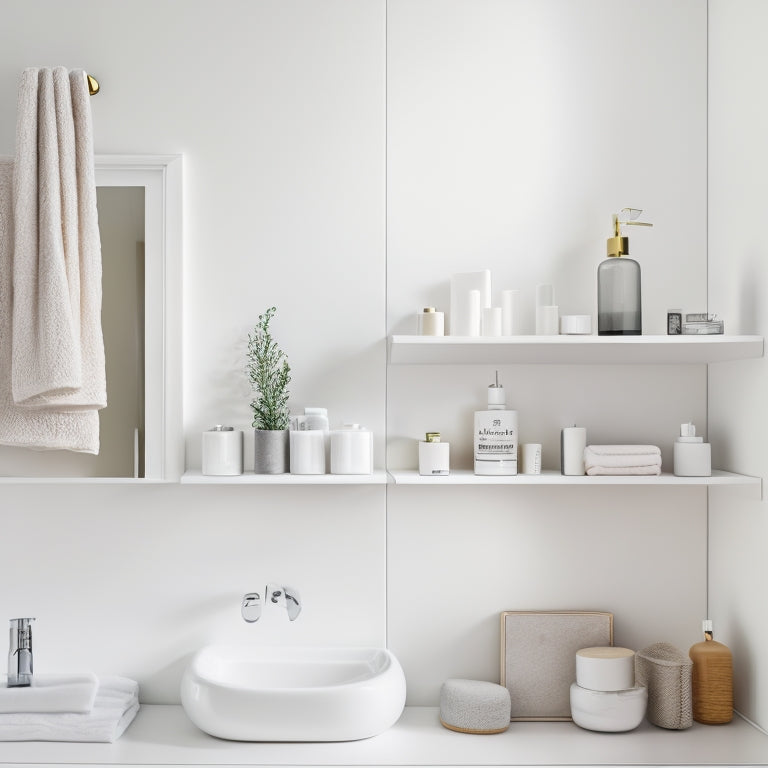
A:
[1, 705, 767, 767]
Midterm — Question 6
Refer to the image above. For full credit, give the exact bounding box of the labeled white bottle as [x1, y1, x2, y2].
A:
[474, 371, 518, 476]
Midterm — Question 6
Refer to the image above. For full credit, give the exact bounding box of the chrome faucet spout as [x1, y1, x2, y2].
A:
[267, 584, 302, 621]
[8, 618, 35, 687]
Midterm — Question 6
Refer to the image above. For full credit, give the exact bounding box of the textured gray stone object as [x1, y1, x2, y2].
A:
[439, 679, 511, 734]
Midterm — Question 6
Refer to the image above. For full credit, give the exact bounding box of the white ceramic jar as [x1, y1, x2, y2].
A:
[570, 683, 647, 732]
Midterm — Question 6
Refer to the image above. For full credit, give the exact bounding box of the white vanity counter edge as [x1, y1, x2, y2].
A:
[1, 705, 767, 767]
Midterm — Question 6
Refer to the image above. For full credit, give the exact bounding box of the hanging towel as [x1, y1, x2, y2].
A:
[0, 156, 99, 452]
[0, 675, 139, 742]
[12, 67, 106, 412]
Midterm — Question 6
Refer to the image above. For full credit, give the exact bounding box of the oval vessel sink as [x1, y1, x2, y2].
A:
[180, 644, 407, 742]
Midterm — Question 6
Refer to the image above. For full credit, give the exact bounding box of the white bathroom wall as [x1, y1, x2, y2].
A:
[0, 0, 387, 702]
[386, 0, 709, 703]
[0, 0, 722, 710]
[708, 0, 768, 731]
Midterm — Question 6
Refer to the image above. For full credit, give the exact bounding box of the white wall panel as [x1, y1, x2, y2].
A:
[708, 0, 768, 730]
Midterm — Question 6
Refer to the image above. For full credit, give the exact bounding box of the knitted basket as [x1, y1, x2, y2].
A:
[635, 642, 693, 730]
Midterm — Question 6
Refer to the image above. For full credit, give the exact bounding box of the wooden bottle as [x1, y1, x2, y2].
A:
[689, 620, 733, 724]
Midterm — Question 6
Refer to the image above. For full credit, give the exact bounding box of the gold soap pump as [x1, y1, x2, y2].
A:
[598, 207, 652, 336]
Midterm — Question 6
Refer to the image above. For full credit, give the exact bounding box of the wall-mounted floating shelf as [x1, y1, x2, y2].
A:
[388, 468, 761, 492]
[388, 335, 764, 366]
[181, 470, 388, 485]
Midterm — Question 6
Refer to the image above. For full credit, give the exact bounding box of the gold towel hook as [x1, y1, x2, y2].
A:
[86, 73, 100, 96]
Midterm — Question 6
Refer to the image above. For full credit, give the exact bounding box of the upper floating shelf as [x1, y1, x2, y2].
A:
[388, 335, 764, 365]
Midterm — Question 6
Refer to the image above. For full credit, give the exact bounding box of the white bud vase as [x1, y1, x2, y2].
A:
[254, 429, 289, 474]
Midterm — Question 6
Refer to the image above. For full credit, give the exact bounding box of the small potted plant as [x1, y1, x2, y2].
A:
[246, 306, 291, 473]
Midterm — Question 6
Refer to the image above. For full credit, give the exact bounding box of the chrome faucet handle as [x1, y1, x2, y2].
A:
[241, 592, 262, 623]
[266, 584, 302, 622]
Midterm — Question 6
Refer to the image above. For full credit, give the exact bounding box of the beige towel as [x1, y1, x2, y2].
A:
[0, 156, 99, 452]
[12, 67, 106, 412]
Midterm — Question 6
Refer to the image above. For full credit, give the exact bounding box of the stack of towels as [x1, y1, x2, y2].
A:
[0, 673, 139, 742]
[584, 445, 662, 476]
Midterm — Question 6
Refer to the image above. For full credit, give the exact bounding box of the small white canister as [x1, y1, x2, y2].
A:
[330, 424, 373, 475]
[202, 426, 243, 476]
[290, 430, 326, 474]
[576, 647, 636, 692]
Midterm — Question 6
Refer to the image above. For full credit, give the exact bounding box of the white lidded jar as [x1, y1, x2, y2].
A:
[202, 426, 243, 476]
[330, 423, 373, 475]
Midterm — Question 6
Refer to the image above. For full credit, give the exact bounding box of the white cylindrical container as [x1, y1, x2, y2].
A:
[561, 426, 587, 475]
[330, 424, 373, 475]
[521, 443, 542, 475]
[467, 289, 482, 336]
[482, 307, 503, 336]
[202, 426, 243, 476]
[560, 314, 592, 335]
[570, 683, 647, 733]
[418, 432, 450, 476]
[536, 305, 559, 335]
[501, 289, 521, 335]
[576, 647, 636, 692]
[417, 307, 445, 336]
[289, 430, 326, 474]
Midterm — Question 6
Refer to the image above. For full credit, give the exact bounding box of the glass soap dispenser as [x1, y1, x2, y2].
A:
[598, 207, 653, 335]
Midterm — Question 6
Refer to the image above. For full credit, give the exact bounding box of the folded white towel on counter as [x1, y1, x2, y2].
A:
[0, 157, 99, 452]
[584, 445, 662, 470]
[586, 465, 662, 476]
[0, 676, 139, 742]
[12, 67, 106, 412]
[0, 672, 98, 714]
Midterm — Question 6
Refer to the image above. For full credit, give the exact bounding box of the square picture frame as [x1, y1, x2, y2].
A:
[500, 610, 614, 721]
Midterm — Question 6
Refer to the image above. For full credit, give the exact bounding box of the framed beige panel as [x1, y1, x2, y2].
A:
[500, 611, 613, 721]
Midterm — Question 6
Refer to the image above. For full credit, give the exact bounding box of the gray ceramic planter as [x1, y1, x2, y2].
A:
[253, 429, 289, 474]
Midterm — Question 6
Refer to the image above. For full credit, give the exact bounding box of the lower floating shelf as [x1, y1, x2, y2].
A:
[1, 704, 766, 766]
[388, 468, 761, 489]
[181, 470, 388, 485]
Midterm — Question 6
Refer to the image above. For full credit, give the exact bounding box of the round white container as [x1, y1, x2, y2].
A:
[576, 647, 635, 691]
[570, 683, 647, 732]
[330, 425, 373, 475]
[561, 427, 587, 476]
[417, 308, 445, 336]
[289, 430, 326, 474]
[521, 443, 542, 475]
[202, 426, 243, 476]
[560, 314, 592, 335]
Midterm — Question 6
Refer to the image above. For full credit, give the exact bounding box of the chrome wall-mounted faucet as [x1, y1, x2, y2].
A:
[242, 585, 301, 623]
[8, 618, 35, 687]
[267, 584, 302, 621]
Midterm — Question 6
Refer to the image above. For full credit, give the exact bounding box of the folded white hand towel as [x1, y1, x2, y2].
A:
[12, 67, 106, 412]
[585, 445, 661, 456]
[0, 672, 97, 714]
[584, 445, 661, 471]
[586, 465, 662, 476]
[0, 675, 139, 742]
[0, 157, 99, 452]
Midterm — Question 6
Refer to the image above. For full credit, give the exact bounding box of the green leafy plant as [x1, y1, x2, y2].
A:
[246, 307, 291, 430]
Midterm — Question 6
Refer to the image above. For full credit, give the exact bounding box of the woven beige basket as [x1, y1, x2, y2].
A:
[635, 642, 693, 730]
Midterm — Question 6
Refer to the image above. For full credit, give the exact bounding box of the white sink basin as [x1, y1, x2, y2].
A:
[180, 644, 407, 742]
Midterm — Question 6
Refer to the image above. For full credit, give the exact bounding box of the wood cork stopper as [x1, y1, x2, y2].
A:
[689, 638, 733, 724]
